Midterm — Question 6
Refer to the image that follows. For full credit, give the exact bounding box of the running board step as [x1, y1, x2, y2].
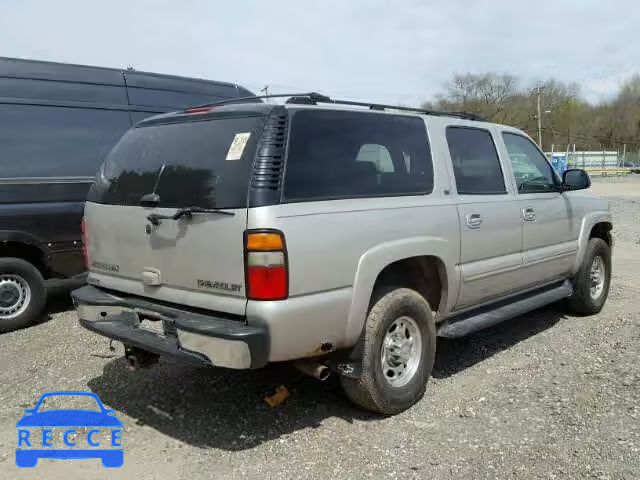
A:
[437, 280, 573, 338]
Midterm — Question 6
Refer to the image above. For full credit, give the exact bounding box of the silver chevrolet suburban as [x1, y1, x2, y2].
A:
[72, 93, 612, 414]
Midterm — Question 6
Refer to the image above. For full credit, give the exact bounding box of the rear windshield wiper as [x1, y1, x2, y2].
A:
[147, 206, 234, 226]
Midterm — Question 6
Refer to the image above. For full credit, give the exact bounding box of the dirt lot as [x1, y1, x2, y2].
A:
[0, 176, 638, 480]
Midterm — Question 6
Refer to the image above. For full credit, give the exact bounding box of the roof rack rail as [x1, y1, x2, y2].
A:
[188, 92, 485, 121]
[188, 92, 329, 109]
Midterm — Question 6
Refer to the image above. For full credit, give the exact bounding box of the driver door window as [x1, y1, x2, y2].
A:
[502, 133, 557, 193]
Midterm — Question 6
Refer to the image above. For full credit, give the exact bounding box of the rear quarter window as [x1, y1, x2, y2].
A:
[283, 110, 433, 202]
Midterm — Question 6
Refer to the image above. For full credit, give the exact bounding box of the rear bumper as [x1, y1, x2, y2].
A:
[71, 285, 269, 369]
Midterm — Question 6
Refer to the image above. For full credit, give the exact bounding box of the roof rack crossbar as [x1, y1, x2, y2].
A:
[187, 92, 484, 121]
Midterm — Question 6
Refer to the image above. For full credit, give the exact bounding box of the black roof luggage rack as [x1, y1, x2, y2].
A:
[187, 92, 485, 121]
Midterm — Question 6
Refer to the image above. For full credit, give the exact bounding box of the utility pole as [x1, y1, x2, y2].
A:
[260, 85, 270, 100]
[537, 86, 543, 148]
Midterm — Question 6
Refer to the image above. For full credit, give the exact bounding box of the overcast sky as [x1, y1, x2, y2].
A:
[2, 1, 638, 105]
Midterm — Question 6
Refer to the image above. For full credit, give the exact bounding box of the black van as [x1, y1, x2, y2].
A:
[0, 57, 255, 331]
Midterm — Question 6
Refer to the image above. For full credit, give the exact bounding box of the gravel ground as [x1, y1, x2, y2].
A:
[1, 176, 639, 480]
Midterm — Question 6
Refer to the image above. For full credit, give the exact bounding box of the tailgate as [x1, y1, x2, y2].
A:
[84, 202, 248, 315]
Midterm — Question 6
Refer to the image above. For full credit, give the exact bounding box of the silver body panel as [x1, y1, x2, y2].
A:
[83, 109, 611, 364]
[455, 195, 524, 308]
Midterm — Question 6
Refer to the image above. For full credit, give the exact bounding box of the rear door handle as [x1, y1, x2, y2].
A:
[465, 213, 483, 229]
[522, 206, 536, 222]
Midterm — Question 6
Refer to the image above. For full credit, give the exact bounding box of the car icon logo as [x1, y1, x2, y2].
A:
[16, 391, 123, 468]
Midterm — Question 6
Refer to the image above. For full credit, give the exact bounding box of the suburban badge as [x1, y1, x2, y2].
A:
[91, 261, 120, 273]
[197, 279, 242, 293]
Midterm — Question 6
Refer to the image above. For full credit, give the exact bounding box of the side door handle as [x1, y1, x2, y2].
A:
[465, 213, 483, 229]
[522, 206, 536, 222]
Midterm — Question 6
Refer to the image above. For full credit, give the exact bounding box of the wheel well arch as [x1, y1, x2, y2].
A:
[345, 237, 455, 347]
[0, 241, 48, 277]
[371, 255, 447, 316]
[589, 221, 613, 246]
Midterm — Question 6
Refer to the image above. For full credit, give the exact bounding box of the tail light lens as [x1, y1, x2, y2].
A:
[81, 219, 89, 269]
[245, 231, 287, 300]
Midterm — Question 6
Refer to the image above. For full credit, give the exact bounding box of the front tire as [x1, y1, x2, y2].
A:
[0, 258, 46, 333]
[340, 287, 436, 414]
[567, 238, 611, 315]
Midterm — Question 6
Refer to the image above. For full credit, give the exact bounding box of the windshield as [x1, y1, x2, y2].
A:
[88, 115, 265, 209]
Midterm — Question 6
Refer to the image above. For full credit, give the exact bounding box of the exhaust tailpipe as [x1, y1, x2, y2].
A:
[125, 353, 139, 371]
[124, 345, 159, 371]
[295, 361, 330, 381]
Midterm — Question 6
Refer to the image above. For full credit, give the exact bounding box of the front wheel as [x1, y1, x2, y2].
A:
[340, 287, 436, 414]
[0, 258, 46, 333]
[567, 238, 611, 315]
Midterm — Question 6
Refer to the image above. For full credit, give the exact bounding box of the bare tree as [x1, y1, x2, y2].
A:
[425, 72, 640, 157]
[438, 73, 519, 122]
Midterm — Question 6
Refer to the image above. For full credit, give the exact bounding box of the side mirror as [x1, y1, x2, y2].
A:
[562, 168, 591, 191]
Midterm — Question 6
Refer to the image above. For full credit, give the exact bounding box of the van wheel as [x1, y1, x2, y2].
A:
[340, 287, 436, 414]
[567, 238, 611, 315]
[0, 258, 46, 332]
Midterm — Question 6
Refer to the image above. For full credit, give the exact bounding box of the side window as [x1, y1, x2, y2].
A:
[0, 104, 131, 177]
[356, 144, 394, 173]
[446, 127, 506, 195]
[502, 133, 557, 193]
[284, 110, 433, 201]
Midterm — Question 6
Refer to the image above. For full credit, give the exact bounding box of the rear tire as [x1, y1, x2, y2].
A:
[567, 238, 611, 315]
[0, 258, 46, 333]
[340, 287, 436, 414]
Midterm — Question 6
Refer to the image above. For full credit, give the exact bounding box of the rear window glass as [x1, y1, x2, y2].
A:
[89, 116, 264, 209]
[283, 110, 433, 201]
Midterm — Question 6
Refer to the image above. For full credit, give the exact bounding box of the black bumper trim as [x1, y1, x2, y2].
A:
[79, 318, 210, 365]
[72, 285, 269, 369]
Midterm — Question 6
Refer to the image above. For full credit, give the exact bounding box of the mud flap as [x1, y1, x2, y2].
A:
[328, 356, 362, 379]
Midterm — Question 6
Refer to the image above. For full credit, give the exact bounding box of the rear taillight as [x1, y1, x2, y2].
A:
[245, 231, 288, 300]
[81, 219, 89, 269]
